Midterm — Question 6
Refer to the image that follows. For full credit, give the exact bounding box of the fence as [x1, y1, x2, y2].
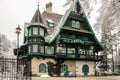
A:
[0, 58, 31, 80]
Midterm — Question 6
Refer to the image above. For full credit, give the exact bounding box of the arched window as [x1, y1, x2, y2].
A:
[61, 64, 68, 73]
[39, 63, 46, 73]
[82, 64, 89, 76]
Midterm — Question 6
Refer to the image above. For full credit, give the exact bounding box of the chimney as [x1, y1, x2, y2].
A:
[46, 2, 52, 13]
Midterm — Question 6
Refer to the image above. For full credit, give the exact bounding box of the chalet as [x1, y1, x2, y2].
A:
[14, 0, 104, 78]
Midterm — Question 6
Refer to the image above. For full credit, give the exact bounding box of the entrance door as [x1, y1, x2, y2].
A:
[82, 64, 89, 76]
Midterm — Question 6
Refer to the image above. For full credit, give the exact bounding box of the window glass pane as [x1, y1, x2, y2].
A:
[68, 48, 75, 54]
[61, 64, 68, 73]
[57, 47, 62, 53]
[89, 50, 93, 55]
[62, 47, 66, 53]
[40, 28, 44, 36]
[33, 27, 38, 35]
[45, 46, 54, 54]
[40, 45, 44, 54]
[29, 28, 31, 36]
[76, 21, 80, 28]
[48, 23, 54, 28]
[72, 20, 80, 29]
[79, 49, 85, 55]
[28, 46, 31, 53]
[72, 21, 76, 28]
[32, 45, 38, 52]
[25, 27, 28, 36]
[39, 63, 46, 73]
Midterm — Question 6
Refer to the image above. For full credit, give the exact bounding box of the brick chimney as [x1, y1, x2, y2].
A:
[46, 2, 52, 13]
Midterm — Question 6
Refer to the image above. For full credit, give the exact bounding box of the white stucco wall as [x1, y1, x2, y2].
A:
[76, 61, 95, 76]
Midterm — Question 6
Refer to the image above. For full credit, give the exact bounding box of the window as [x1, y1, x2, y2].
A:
[57, 47, 66, 53]
[79, 49, 85, 55]
[45, 46, 54, 54]
[57, 47, 62, 53]
[28, 28, 31, 36]
[61, 64, 68, 73]
[40, 45, 44, 54]
[82, 64, 89, 73]
[33, 27, 38, 35]
[28, 45, 32, 53]
[40, 28, 44, 36]
[48, 23, 54, 28]
[62, 47, 66, 53]
[72, 20, 80, 29]
[47, 19, 54, 28]
[32, 45, 38, 52]
[39, 63, 46, 73]
[89, 50, 93, 55]
[25, 27, 28, 36]
[68, 48, 75, 54]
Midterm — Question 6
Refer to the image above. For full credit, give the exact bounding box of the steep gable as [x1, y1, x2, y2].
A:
[44, 0, 104, 51]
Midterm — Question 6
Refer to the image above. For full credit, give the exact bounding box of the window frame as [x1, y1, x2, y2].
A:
[39, 63, 46, 73]
[72, 20, 80, 29]
[40, 28, 44, 36]
[32, 45, 38, 53]
[48, 22, 54, 28]
[45, 46, 54, 54]
[61, 64, 68, 73]
[33, 27, 38, 35]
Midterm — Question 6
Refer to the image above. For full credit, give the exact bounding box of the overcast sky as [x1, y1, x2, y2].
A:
[0, 0, 69, 44]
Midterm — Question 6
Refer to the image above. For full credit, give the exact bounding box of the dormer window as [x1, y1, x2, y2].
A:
[72, 20, 80, 29]
[48, 23, 54, 28]
[47, 19, 54, 28]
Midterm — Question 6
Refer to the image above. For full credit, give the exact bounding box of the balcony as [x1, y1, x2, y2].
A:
[60, 38, 93, 45]
[55, 53, 101, 61]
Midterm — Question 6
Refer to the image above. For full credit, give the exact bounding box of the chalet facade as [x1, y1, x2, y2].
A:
[15, 0, 104, 78]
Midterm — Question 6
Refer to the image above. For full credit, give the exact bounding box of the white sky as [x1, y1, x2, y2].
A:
[0, 0, 101, 45]
[0, 0, 68, 45]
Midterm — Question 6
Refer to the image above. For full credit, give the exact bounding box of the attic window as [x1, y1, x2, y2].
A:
[47, 19, 54, 28]
[72, 20, 80, 29]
